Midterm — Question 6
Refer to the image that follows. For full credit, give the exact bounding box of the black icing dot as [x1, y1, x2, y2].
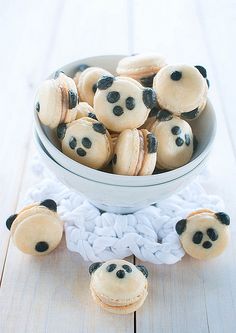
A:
[140, 74, 156, 87]
[107, 91, 120, 103]
[69, 137, 77, 149]
[97, 76, 114, 90]
[88, 112, 97, 120]
[93, 122, 106, 134]
[82, 137, 92, 149]
[176, 137, 184, 147]
[171, 126, 181, 135]
[195, 65, 207, 78]
[35, 241, 49, 252]
[125, 97, 135, 110]
[122, 264, 132, 273]
[143, 88, 157, 108]
[77, 63, 89, 72]
[57, 123, 67, 140]
[112, 154, 117, 165]
[40, 199, 57, 212]
[157, 110, 173, 121]
[6, 214, 18, 230]
[171, 71, 182, 81]
[181, 108, 199, 120]
[92, 83, 97, 94]
[147, 133, 157, 153]
[185, 134, 191, 146]
[106, 264, 117, 272]
[148, 106, 159, 118]
[35, 102, 40, 113]
[116, 270, 125, 279]
[68, 90, 78, 109]
[202, 241, 212, 249]
[77, 148, 86, 157]
[207, 228, 218, 241]
[192, 231, 203, 244]
[206, 78, 210, 88]
[113, 106, 124, 116]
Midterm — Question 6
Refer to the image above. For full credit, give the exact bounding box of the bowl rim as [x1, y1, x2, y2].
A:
[34, 55, 216, 186]
[34, 130, 209, 188]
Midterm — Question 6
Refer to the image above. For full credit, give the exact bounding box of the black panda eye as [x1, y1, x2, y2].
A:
[122, 264, 132, 273]
[106, 264, 117, 272]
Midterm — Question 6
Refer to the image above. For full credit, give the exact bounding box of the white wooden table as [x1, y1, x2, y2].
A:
[1, 1, 236, 332]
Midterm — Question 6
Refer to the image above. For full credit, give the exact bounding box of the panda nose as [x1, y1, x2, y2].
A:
[35, 241, 49, 252]
[116, 270, 125, 279]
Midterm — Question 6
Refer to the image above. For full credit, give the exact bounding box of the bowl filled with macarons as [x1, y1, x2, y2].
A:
[34, 54, 216, 213]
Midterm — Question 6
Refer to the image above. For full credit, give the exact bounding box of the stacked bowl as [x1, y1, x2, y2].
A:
[34, 55, 216, 214]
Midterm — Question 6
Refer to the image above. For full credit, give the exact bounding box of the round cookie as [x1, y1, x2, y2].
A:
[57, 117, 113, 170]
[94, 76, 157, 132]
[150, 111, 193, 170]
[35, 71, 78, 129]
[153, 64, 209, 120]
[113, 128, 157, 176]
[89, 259, 148, 314]
[6, 199, 63, 255]
[116, 53, 166, 87]
[175, 209, 230, 260]
[74, 102, 96, 120]
[76, 67, 112, 106]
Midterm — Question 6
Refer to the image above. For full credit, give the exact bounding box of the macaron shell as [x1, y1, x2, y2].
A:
[36, 79, 62, 129]
[180, 213, 230, 260]
[61, 118, 113, 169]
[12, 212, 63, 255]
[151, 116, 193, 170]
[116, 53, 166, 77]
[58, 73, 78, 123]
[74, 102, 94, 120]
[77, 67, 111, 106]
[90, 284, 148, 314]
[153, 64, 208, 114]
[113, 129, 140, 175]
[94, 77, 150, 132]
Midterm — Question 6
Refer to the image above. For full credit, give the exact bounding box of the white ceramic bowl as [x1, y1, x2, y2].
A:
[35, 131, 209, 214]
[34, 55, 216, 187]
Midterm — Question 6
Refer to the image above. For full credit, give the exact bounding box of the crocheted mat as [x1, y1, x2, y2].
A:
[23, 156, 224, 265]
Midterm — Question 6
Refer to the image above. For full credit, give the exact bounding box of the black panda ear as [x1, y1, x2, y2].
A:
[175, 219, 187, 235]
[136, 265, 148, 278]
[156, 109, 173, 121]
[40, 199, 57, 212]
[97, 76, 114, 90]
[89, 262, 102, 275]
[143, 88, 157, 109]
[57, 123, 67, 140]
[68, 90, 78, 109]
[181, 108, 199, 120]
[195, 65, 207, 78]
[215, 212, 230, 226]
[6, 214, 18, 230]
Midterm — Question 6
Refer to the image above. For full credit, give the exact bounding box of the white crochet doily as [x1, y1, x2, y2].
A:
[23, 156, 224, 265]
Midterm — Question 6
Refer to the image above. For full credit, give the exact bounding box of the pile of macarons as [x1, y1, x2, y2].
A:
[35, 53, 209, 176]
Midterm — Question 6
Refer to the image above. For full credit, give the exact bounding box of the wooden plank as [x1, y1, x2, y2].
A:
[0, 0, 64, 278]
[132, 0, 236, 332]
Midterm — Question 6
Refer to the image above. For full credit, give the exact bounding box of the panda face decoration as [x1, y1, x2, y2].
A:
[94, 76, 157, 132]
[175, 209, 230, 260]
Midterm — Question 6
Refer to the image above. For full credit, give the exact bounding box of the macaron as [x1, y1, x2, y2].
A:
[94, 75, 157, 132]
[73, 63, 90, 86]
[153, 64, 209, 120]
[35, 71, 78, 129]
[89, 259, 148, 314]
[116, 53, 166, 87]
[176, 209, 230, 260]
[74, 102, 96, 120]
[112, 128, 157, 176]
[76, 67, 112, 106]
[150, 111, 193, 170]
[57, 117, 113, 170]
[6, 199, 63, 255]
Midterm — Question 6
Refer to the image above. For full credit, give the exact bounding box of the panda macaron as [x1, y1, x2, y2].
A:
[176, 209, 230, 260]
[153, 64, 209, 120]
[94, 75, 157, 132]
[57, 117, 113, 170]
[89, 259, 148, 314]
[6, 199, 63, 256]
